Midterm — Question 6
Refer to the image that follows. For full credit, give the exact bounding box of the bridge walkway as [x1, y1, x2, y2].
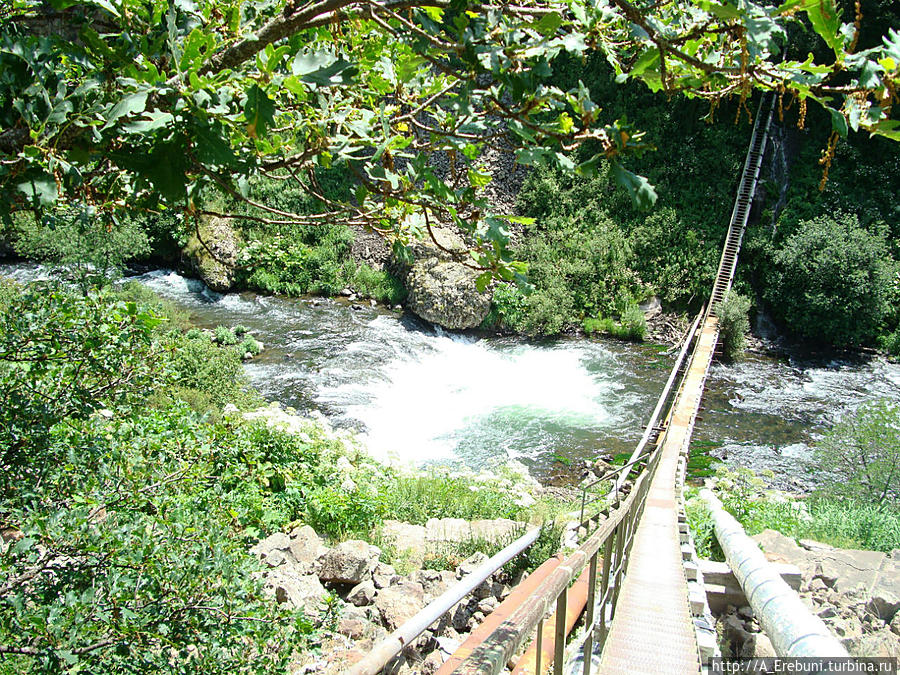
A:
[595, 317, 719, 674]
[595, 93, 774, 675]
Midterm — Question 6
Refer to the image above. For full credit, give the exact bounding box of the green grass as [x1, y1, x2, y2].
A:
[736, 497, 900, 553]
[382, 473, 526, 524]
[687, 485, 900, 557]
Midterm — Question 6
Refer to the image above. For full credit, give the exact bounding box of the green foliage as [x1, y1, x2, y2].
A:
[159, 331, 257, 414]
[583, 305, 646, 341]
[5, 0, 896, 291]
[482, 283, 529, 332]
[880, 330, 900, 356]
[717, 292, 752, 361]
[684, 492, 724, 561]
[0, 288, 310, 674]
[351, 264, 407, 305]
[763, 213, 897, 347]
[816, 399, 900, 505]
[11, 207, 150, 292]
[513, 167, 638, 334]
[382, 473, 525, 524]
[214, 325, 240, 346]
[706, 466, 900, 553]
[238, 336, 264, 356]
[113, 280, 193, 332]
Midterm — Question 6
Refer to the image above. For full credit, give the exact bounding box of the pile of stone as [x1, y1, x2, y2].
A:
[714, 529, 900, 659]
[251, 521, 527, 674]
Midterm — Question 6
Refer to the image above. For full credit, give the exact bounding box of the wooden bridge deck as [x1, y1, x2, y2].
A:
[596, 317, 720, 674]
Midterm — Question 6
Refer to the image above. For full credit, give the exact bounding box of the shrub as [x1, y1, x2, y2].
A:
[764, 214, 896, 347]
[880, 330, 900, 356]
[619, 304, 647, 341]
[583, 306, 645, 341]
[717, 292, 752, 361]
[238, 336, 263, 356]
[514, 166, 639, 335]
[482, 283, 529, 332]
[11, 207, 151, 293]
[233, 324, 250, 336]
[0, 290, 307, 673]
[352, 263, 407, 305]
[214, 325, 239, 345]
[816, 399, 900, 506]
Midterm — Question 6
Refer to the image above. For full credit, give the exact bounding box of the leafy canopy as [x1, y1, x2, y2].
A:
[1, 0, 898, 279]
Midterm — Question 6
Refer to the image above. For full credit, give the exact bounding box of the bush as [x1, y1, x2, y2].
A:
[583, 305, 645, 341]
[880, 330, 900, 356]
[238, 336, 263, 356]
[11, 206, 151, 293]
[351, 263, 407, 305]
[482, 283, 529, 332]
[214, 325, 239, 345]
[764, 214, 896, 347]
[717, 292, 752, 361]
[0, 289, 306, 674]
[512, 171, 639, 335]
[816, 399, 900, 506]
[619, 304, 647, 341]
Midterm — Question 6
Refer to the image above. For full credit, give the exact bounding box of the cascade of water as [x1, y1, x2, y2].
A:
[766, 123, 791, 233]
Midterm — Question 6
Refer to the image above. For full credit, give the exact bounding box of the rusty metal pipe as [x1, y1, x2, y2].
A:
[348, 526, 541, 675]
[436, 553, 565, 674]
[511, 564, 591, 675]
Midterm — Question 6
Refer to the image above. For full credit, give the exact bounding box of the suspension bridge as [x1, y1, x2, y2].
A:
[350, 92, 845, 675]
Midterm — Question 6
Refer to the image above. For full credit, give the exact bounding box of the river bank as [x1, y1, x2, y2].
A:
[3, 262, 899, 491]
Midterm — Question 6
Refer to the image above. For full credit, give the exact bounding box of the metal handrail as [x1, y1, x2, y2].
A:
[578, 311, 703, 527]
[452, 448, 662, 675]
[349, 527, 542, 675]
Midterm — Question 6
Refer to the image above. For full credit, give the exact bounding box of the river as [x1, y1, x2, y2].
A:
[4, 263, 899, 489]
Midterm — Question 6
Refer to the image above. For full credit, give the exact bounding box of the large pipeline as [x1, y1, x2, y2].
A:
[699, 490, 848, 657]
[347, 526, 541, 675]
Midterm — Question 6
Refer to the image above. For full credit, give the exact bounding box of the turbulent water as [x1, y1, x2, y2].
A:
[4, 263, 899, 486]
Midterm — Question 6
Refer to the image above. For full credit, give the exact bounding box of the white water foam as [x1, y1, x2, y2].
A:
[328, 331, 619, 464]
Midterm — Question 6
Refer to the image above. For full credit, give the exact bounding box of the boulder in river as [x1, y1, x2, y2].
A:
[182, 216, 239, 292]
[405, 258, 491, 330]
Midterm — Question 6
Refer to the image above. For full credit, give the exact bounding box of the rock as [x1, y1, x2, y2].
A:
[639, 296, 662, 319]
[421, 651, 444, 674]
[809, 577, 828, 593]
[868, 584, 900, 623]
[741, 633, 776, 658]
[452, 600, 476, 632]
[405, 259, 491, 330]
[337, 616, 371, 640]
[415, 569, 457, 602]
[289, 525, 325, 571]
[265, 549, 287, 567]
[890, 612, 900, 637]
[375, 581, 426, 630]
[478, 597, 499, 614]
[850, 629, 900, 658]
[317, 540, 381, 584]
[457, 552, 489, 578]
[752, 529, 812, 573]
[182, 217, 239, 292]
[380, 521, 427, 556]
[817, 548, 884, 594]
[828, 614, 864, 649]
[721, 613, 751, 655]
[266, 572, 329, 613]
[253, 532, 291, 558]
[372, 562, 400, 590]
[347, 580, 377, 607]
